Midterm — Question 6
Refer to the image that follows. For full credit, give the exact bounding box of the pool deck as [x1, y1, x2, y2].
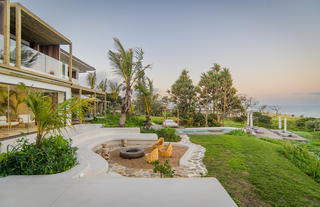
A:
[0, 125, 237, 207]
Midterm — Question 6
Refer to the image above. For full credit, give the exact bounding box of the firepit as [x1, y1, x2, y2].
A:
[120, 147, 145, 159]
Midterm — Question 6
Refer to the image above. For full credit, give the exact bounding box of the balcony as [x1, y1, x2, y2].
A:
[0, 34, 69, 80]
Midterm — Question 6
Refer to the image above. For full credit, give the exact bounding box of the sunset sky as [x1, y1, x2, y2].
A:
[18, 0, 320, 106]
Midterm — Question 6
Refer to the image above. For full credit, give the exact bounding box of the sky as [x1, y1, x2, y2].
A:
[17, 0, 320, 106]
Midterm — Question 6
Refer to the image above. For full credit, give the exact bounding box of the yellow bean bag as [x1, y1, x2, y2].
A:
[152, 137, 164, 149]
[160, 143, 173, 158]
[146, 148, 159, 163]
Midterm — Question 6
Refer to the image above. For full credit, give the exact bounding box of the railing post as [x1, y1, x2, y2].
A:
[68, 43, 72, 82]
[3, 0, 10, 65]
[15, 5, 21, 68]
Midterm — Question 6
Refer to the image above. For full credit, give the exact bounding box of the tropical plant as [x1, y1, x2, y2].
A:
[0, 135, 78, 176]
[17, 83, 93, 147]
[108, 80, 122, 114]
[87, 71, 96, 89]
[97, 78, 107, 92]
[108, 38, 151, 127]
[135, 78, 159, 129]
[151, 159, 175, 178]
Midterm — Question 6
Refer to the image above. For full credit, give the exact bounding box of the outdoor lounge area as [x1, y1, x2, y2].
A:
[0, 125, 237, 207]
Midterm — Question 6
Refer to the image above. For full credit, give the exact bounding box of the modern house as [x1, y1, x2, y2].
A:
[0, 0, 106, 139]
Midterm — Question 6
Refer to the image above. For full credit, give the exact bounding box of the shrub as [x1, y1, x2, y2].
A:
[305, 120, 320, 131]
[227, 129, 248, 136]
[0, 135, 78, 176]
[141, 127, 180, 142]
[296, 117, 316, 128]
[279, 142, 320, 183]
[253, 112, 272, 128]
[231, 115, 247, 123]
[151, 159, 175, 178]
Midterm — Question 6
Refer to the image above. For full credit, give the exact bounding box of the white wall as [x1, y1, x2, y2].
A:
[0, 73, 71, 98]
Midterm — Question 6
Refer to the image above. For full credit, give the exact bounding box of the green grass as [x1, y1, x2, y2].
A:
[224, 120, 246, 128]
[190, 134, 320, 207]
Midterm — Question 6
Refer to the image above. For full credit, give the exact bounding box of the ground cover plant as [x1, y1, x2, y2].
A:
[0, 135, 77, 176]
[190, 134, 320, 207]
[151, 159, 175, 178]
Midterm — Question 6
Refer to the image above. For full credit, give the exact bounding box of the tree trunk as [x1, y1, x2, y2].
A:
[118, 113, 126, 127]
[118, 88, 131, 127]
[222, 95, 226, 126]
[205, 103, 208, 127]
[145, 112, 151, 130]
[35, 134, 42, 147]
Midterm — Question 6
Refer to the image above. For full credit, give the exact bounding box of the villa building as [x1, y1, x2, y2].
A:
[0, 0, 106, 139]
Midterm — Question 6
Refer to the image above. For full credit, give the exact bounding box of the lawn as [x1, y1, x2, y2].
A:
[190, 134, 320, 207]
[224, 119, 246, 128]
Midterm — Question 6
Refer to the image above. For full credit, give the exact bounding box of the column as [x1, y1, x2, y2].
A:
[247, 111, 250, 126]
[250, 112, 253, 128]
[79, 89, 82, 124]
[284, 118, 287, 132]
[68, 44, 73, 82]
[278, 117, 282, 130]
[15, 5, 21, 67]
[3, 0, 10, 64]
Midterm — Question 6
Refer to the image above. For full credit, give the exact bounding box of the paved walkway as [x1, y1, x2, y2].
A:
[0, 176, 236, 207]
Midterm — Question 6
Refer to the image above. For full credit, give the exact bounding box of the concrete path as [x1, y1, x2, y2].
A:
[0, 176, 237, 207]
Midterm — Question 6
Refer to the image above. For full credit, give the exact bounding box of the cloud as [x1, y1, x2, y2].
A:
[310, 92, 320, 96]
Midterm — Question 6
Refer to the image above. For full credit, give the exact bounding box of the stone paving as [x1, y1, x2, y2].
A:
[107, 135, 207, 178]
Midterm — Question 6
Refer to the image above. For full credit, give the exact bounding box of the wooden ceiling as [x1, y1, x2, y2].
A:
[10, 3, 71, 45]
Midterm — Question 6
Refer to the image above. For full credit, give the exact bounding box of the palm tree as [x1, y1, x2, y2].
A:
[87, 71, 96, 89]
[108, 38, 151, 127]
[136, 78, 159, 129]
[17, 83, 93, 147]
[108, 80, 122, 114]
[98, 78, 107, 92]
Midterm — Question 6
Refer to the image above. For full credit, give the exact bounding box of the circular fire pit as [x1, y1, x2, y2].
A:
[120, 147, 145, 159]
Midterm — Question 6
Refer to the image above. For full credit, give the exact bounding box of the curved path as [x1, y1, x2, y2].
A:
[0, 125, 237, 207]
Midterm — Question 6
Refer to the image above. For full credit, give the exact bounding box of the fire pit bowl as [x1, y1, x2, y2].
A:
[120, 147, 145, 159]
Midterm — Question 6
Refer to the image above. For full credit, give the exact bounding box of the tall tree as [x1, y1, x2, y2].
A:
[108, 38, 151, 127]
[87, 71, 96, 89]
[168, 69, 197, 117]
[136, 78, 159, 129]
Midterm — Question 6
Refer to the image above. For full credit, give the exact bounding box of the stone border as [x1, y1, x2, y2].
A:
[107, 134, 207, 178]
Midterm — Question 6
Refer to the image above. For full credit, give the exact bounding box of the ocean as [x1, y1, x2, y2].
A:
[264, 104, 320, 118]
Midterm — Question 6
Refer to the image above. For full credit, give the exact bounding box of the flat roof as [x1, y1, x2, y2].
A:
[10, 3, 71, 45]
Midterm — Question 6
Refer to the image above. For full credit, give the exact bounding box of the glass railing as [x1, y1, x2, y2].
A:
[0, 34, 69, 80]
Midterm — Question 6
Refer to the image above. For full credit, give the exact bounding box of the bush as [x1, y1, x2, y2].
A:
[0, 135, 78, 176]
[227, 129, 248, 136]
[305, 120, 320, 131]
[91, 114, 145, 127]
[231, 115, 247, 123]
[296, 117, 316, 128]
[279, 142, 320, 183]
[141, 127, 180, 142]
[253, 112, 272, 128]
[151, 159, 175, 178]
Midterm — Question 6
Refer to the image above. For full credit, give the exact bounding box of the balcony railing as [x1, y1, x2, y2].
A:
[0, 34, 69, 81]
